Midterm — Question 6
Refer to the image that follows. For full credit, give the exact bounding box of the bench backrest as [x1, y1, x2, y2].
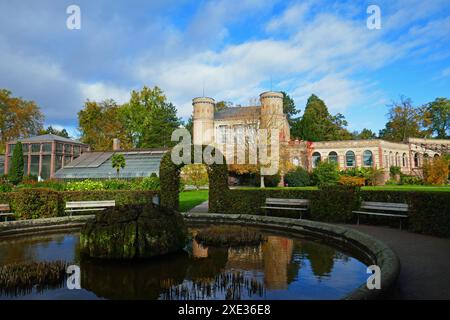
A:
[266, 198, 309, 206]
[66, 200, 116, 209]
[361, 201, 408, 212]
[0, 204, 10, 212]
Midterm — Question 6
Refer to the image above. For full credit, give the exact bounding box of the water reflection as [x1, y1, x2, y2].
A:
[0, 229, 368, 300]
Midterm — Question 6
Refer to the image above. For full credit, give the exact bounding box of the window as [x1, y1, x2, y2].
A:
[234, 125, 245, 145]
[8, 145, 15, 155]
[56, 143, 63, 153]
[328, 151, 338, 164]
[414, 153, 420, 167]
[346, 151, 356, 167]
[395, 152, 399, 166]
[363, 150, 373, 167]
[217, 126, 227, 144]
[402, 153, 407, 167]
[31, 143, 41, 153]
[64, 156, 72, 166]
[30, 155, 40, 176]
[23, 156, 28, 175]
[41, 155, 51, 180]
[22, 144, 30, 154]
[312, 152, 321, 168]
[389, 152, 393, 167]
[292, 157, 300, 166]
[42, 143, 52, 153]
[56, 155, 63, 171]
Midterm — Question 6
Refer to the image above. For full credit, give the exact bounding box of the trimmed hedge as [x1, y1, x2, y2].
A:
[222, 188, 450, 238]
[160, 145, 229, 213]
[0, 189, 159, 220]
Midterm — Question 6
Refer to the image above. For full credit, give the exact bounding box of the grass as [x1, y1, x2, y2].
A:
[179, 190, 209, 212]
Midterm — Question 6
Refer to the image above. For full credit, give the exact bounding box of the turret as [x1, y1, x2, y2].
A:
[192, 97, 215, 145]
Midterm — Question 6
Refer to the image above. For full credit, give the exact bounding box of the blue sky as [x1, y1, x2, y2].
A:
[0, 0, 449, 138]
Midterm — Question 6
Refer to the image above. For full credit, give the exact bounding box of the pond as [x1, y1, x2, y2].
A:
[0, 226, 368, 300]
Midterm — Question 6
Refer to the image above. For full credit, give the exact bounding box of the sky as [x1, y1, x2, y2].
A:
[0, 0, 449, 138]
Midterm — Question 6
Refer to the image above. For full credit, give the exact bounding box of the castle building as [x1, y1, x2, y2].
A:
[192, 91, 448, 181]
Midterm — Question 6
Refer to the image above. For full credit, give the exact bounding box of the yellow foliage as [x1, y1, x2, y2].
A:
[422, 157, 449, 185]
[338, 176, 366, 187]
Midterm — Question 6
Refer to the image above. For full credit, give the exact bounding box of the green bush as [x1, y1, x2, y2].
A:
[16, 180, 66, 191]
[0, 181, 13, 193]
[103, 179, 132, 190]
[133, 176, 160, 190]
[312, 161, 339, 188]
[12, 188, 64, 220]
[390, 166, 402, 177]
[284, 167, 311, 187]
[63, 190, 159, 206]
[264, 174, 281, 187]
[65, 180, 104, 191]
[400, 175, 423, 185]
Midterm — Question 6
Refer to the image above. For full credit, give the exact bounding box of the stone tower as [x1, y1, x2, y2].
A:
[192, 97, 215, 145]
[259, 91, 288, 141]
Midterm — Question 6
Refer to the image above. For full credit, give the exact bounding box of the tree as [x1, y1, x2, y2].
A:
[39, 126, 70, 138]
[181, 164, 209, 189]
[298, 94, 351, 141]
[0, 89, 44, 153]
[184, 116, 194, 137]
[421, 98, 450, 138]
[215, 101, 232, 112]
[111, 153, 126, 178]
[282, 91, 302, 138]
[78, 99, 131, 151]
[121, 86, 181, 148]
[9, 142, 24, 185]
[379, 97, 424, 142]
[353, 128, 377, 140]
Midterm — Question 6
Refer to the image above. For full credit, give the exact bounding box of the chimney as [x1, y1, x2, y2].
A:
[113, 138, 121, 151]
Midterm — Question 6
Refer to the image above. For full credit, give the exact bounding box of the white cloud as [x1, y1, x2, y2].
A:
[266, 2, 311, 32]
[79, 82, 131, 104]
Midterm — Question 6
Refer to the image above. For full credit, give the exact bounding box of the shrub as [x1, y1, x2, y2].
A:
[65, 180, 104, 191]
[264, 174, 281, 187]
[400, 175, 423, 185]
[309, 186, 360, 223]
[422, 157, 449, 185]
[312, 161, 339, 188]
[0, 181, 13, 193]
[62, 190, 159, 206]
[389, 166, 402, 177]
[103, 179, 132, 190]
[16, 179, 66, 191]
[12, 188, 64, 219]
[338, 176, 365, 187]
[136, 176, 160, 190]
[284, 167, 311, 187]
[8, 142, 24, 185]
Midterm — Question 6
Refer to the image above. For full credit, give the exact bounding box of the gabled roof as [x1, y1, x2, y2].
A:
[214, 106, 261, 120]
[8, 134, 86, 145]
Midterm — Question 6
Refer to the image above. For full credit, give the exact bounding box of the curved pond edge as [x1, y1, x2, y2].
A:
[0, 213, 400, 300]
[0, 215, 95, 239]
[183, 213, 400, 300]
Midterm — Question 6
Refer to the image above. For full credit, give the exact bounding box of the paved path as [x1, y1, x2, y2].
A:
[343, 224, 450, 300]
[188, 201, 209, 213]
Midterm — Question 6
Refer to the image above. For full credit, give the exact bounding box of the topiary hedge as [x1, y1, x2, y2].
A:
[0, 189, 159, 220]
[160, 145, 229, 212]
[221, 188, 450, 238]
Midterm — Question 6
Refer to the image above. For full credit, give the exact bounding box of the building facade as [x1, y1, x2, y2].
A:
[192, 91, 448, 180]
[4, 134, 89, 180]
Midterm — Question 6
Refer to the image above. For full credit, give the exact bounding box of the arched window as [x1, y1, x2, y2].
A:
[434, 154, 440, 159]
[363, 150, 373, 167]
[402, 153, 407, 167]
[384, 152, 388, 168]
[292, 157, 300, 166]
[389, 152, 393, 167]
[345, 151, 356, 167]
[414, 153, 420, 167]
[328, 151, 338, 164]
[312, 152, 321, 168]
[395, 152, 399, 166]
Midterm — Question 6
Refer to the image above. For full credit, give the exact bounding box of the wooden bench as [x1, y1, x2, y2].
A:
[353, 201, 409, 229]
[0, 204, 14, 222]
[261, 198, 310, 219]
[65, 200, 115, 216]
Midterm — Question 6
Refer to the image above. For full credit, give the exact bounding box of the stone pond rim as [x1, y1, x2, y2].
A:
[80, 204, 187, 259]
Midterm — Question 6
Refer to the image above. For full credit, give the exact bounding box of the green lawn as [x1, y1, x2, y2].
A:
[179, 190, 209, 212]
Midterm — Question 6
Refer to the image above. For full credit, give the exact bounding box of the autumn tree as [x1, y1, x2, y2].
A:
[421, 97, 450, 139]
[181, 164, 209, 189]
[215, 101, 232, 112]
[78, 99, 131, 151]
[379, 97, 424, 142]
[0, 89, 44, 153]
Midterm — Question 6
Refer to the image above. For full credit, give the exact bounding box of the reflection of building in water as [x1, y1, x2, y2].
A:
[263, 236, 294, 290]
[224, 236, 295, 290]
[192, 239, 209, 258]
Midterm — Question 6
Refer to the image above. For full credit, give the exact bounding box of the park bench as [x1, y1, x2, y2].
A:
[261, 198, 310, 219]
[353, 201, 409, 230]
[0, 204, 14, 222]
[65, 200, 115, 216]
